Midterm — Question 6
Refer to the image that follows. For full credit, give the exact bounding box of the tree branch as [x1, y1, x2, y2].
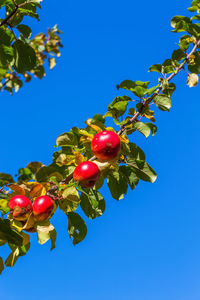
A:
[87, 40, 200, 163]
[118, 39, 200, 135]
[0, 7, 18, 27]
[0, 1, 36, 28]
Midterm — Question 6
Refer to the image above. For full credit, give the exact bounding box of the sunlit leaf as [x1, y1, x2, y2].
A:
[154, 94, 171, 111]
[36, 221, 57, 250]
[187, 73, 199, 87]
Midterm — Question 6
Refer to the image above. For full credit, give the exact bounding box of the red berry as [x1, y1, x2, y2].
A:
[33, 195, 54, 221]
[9, 195, 33, 221]
[73, 161, 100, 188]
[91, 130, 121, 161]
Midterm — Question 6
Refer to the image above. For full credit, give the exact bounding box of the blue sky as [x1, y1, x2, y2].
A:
[1, 0, 200, 299]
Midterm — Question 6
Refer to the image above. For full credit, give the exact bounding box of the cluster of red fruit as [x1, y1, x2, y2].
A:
[8, 131, 121, 222]
[9, 195, 54, 222]
[73, 130, 121, 188]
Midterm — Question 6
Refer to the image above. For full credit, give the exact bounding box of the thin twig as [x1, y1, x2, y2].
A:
[11, 0, 18, 7]
[6, 22, 17, 40]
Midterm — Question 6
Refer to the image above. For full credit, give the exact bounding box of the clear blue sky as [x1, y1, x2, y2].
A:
[1, 0, 200, 299]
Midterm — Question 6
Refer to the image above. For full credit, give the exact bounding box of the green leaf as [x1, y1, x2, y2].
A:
[5, 243, 30, 268]
[36, 166, 63, 182]
[154, 94, 171, 111]
[126, 158, 157, 183]
[56, 132, 78, 147]
[0, 219, 23, 246]
[26, 161, 43, 174]
[171, 15, 200, 37]
[117, 80, 149, 97]
[0, 45, 14, 66]
[134, 81, 150, 88]
[122, 142, 145, 161]
[16, 24, 32, 38]
[188, 0, 200, 13]
[5, 247, 20, 267]
[179, 35, 193, 51]
[0, 28, 13, 46]
[119, 166, 139, 190]
[108, 96, 131, 118]
[117, 80, 150, 90]
[67, 212, 87, 245]
[133, 122, 151, 138]
[188, 23, 200, 38]
[191, 15, 200, 21]
[12, 40, 36, 73]
[18, 167, 34, 182]
[171, 16, 191, 32]
[107, 170, 128, 200]
[80, 190, 105, 219]
[92, 114, 105, 124]
[0, 173, 14, 187]
[0, 257, 4, 275]
[146, 123, 157, 136]
[36, 221, 57, 250]
[59, 187, 80, 213]
[132, 86, 148, 98]
[146, 85, 159, 96]
[148, 64, 162, 73]
[172, 49, 186, 61]
[0, 196, 9, 215]
[18, 8, 39, 21]
[162, 83, 176, 97]
[162, 59, 177, 74]
[117, 80, 149, 98]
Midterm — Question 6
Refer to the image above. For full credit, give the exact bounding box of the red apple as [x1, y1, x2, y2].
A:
[33, 195, 54, 221]
[9, 195, 33, 221]
[91, 130, 121, 161]
[73, 161, 100, 188]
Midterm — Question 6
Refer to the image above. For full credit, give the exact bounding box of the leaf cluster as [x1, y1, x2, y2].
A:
[0, 0, 62, 94]
[1, 0, 200, 274]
